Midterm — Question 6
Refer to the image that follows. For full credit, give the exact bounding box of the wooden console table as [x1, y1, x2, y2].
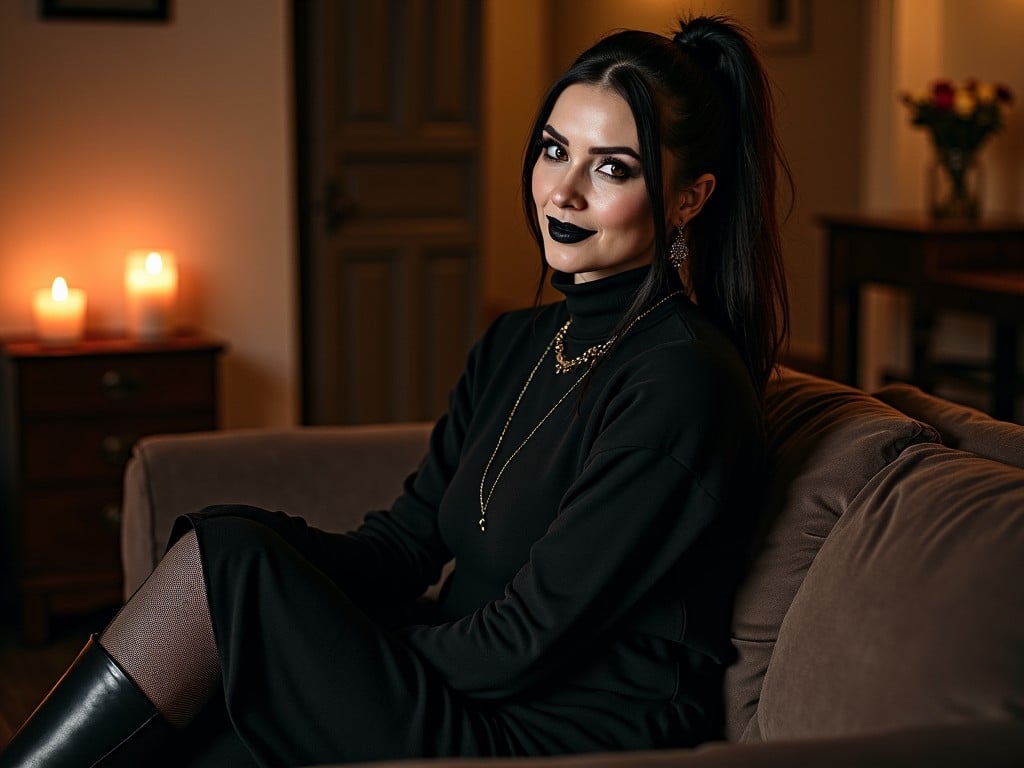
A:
[820, 213, 1024, 421]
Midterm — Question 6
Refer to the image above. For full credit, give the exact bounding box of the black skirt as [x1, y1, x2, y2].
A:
[163, 505, 694, 767]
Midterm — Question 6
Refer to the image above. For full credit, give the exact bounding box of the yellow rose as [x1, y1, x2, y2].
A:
[954, 88, 977, 117]
[977, 82, 996, 104]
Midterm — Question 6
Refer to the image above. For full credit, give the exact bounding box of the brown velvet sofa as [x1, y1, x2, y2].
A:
[121, 367, 1024, 767]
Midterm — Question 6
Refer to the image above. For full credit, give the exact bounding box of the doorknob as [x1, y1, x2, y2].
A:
[325, 180, 357, 231]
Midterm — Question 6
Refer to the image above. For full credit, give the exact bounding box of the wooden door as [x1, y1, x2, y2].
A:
[297, 0, 482, 424]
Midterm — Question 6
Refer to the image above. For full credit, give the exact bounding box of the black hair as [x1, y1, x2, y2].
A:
[521, 15, 790, 396]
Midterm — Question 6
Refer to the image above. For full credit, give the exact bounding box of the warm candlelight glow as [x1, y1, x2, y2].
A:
[51, 276, 69, 301]
[33, 276, 86, 345]
[145, 251, 163, 275]
[125, 249, 178, 340]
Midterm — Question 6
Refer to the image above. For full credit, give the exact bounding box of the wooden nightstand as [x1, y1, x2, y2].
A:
[0, 332, 224, 644]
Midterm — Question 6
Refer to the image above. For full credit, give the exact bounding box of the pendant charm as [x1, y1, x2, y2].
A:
[478, 517, 487, 532]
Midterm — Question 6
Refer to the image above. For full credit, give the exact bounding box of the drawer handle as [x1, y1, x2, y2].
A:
[102, 503, 122, 530]
[101, 369, 140, 400]
[100, 435, 135, 466]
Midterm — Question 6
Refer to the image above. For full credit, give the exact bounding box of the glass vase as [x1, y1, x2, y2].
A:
[928, 147, 981, 221]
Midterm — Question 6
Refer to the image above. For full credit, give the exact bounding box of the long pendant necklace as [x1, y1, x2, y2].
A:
[477, 330, 587, 532]
[477, 289, 684, 532]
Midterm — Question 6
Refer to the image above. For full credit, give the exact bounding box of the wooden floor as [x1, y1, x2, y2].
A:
[0, 607, 116, 750]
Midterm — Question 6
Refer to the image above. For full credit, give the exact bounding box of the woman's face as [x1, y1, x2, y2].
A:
[531, 83, 656, 283]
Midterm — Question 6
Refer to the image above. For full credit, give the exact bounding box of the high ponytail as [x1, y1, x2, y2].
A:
[672, 16, 791, 395]
[521, 15, 790, 397]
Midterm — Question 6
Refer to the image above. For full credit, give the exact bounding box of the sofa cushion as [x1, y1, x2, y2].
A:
[756, 442, 1024, 738]
[726, 368, 939, 741]
[874, 382, 1024, 469]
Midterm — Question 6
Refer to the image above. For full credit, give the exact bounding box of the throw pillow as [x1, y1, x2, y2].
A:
[727, 368, 938, 741]
[756, 442, 1024, 738]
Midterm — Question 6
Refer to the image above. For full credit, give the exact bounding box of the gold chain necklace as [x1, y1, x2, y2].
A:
[477, 289, 684, 532]
[553, 290, 685, 373]
[553, 321, 613, 374]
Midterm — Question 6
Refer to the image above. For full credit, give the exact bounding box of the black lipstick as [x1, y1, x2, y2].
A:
[546, 216, 597, 244]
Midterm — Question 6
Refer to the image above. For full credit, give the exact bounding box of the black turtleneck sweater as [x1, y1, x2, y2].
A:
[333, 266, 764, 748]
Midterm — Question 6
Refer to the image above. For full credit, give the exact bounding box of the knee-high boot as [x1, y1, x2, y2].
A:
[0, 634, 166, 768]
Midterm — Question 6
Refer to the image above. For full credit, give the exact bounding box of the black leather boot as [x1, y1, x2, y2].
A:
[0, 634, 164, 767]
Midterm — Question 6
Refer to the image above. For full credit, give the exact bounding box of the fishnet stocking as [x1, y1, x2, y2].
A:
[99, 529, 221, 728]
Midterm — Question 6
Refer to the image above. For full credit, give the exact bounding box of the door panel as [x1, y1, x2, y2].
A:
[298, 0, 481, 425]
[420, 248, 475, 415]
[341, 254, 403, 425]
[339, 158, 475, 221]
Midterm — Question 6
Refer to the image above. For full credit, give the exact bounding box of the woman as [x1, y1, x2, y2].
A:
[3, 14, 788, 767]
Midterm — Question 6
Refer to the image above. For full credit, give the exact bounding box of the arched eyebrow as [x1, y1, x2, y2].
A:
[543, 124, 642, 161]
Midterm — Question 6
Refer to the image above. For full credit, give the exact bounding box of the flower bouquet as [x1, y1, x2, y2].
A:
[900, 79, 1013, 220]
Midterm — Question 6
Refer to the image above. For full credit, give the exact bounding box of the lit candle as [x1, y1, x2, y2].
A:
[125, 250, 178, 340]
[33, 276, 87, 345]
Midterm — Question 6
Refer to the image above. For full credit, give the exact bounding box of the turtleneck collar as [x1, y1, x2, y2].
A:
[552, 266, 681, 342]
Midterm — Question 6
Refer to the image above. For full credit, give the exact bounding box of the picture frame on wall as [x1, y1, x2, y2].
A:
[39, 0, 170, 22]
[757, 0, 810, 54]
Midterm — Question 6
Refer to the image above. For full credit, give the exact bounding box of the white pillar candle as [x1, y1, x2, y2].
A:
[33, 277, 87, 345]
[125, 250, 178, 340]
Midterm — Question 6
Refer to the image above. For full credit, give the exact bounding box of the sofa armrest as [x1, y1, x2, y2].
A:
[121, 423, 432, 599]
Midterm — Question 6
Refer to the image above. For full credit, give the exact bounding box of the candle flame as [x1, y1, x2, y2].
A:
[145, 251, 164, 275]
[51, 276, 69, 301]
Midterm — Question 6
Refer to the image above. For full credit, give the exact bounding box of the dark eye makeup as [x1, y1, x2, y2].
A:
[538, 135, 640, 180]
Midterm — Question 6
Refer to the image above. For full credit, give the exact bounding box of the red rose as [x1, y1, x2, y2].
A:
[932, 80, 955, 109]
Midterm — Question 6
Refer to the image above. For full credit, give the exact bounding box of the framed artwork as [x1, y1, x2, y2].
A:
[39, 0, 170, 22]
[758, 0, 810, 54]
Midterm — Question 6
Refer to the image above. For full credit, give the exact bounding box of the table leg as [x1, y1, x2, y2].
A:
[828, 284, 860, 386]
[992, 322, 1019, 422]
[910, 301, 937, 393]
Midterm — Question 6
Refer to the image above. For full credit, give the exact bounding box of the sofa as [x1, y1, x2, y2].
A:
[121, 367, 1024, 767]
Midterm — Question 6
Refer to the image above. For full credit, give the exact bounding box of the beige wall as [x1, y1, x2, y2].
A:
[480, 0, 552, 319]
[0, 0, 296, 428]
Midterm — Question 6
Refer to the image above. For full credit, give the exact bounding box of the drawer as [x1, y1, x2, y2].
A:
[16, 353, 216, 415]
[23, 412, 216, 484]
[20, 487, 123, 576]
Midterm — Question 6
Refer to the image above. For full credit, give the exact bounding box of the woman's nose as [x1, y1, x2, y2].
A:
[550, 171, 586, 209]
